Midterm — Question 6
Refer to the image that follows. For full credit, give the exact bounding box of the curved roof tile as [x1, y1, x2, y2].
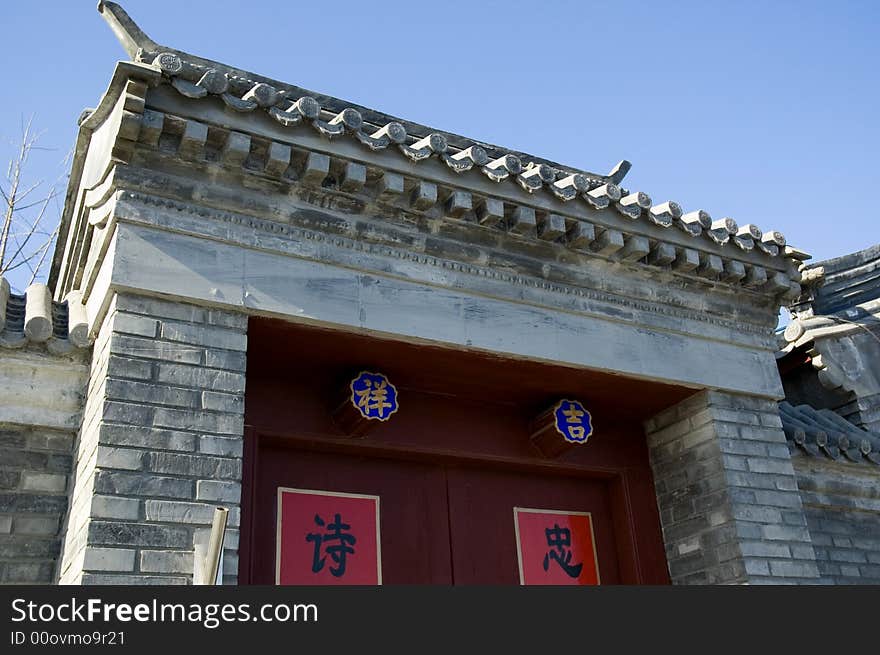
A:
[0, 278, 91, 352]
[97, 2, 796, 267]
[779, 401, 880, 465]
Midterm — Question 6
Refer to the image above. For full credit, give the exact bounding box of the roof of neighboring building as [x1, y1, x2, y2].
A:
[780, 401, 880, 465]
[808, 244, 880, 315]
[0, 278, 91, 352]
[781, 243, 880, 350]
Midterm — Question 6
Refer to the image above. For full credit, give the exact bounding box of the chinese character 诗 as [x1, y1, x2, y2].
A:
[306, 513, 357, 577]
[542, 523, 583, 578]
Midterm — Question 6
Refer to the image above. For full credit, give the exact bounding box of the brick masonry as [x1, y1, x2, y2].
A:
[57, 293, 246, 584]
[0, 333, 85, 585]
[0, 346, 89, 433]
[793, 456, 880, 584]
[0, 426, 74, 583]
[645, 390, 821, 584]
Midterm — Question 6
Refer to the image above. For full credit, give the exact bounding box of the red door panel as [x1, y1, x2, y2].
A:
[253, 441, 453, 584]
[446, 466, 619, 584]
[249, 438, 638, 585]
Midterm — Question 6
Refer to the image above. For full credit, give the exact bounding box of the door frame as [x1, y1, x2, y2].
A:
[238, 426, 665, 585]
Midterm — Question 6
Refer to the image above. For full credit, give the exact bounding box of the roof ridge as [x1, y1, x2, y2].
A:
[96, 2, 798, 265]
[808, 243, 880, 275]
[97, 2, 624, 183]
[98, 1, 159, 58]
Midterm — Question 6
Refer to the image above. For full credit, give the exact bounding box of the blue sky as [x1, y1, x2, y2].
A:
[1, 0, 877, 299]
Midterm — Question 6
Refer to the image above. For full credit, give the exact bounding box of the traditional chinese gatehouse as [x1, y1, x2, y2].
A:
[1, 2, 878, 585]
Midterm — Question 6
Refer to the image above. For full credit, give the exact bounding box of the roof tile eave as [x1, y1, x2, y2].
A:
[96, 1, 799, 270]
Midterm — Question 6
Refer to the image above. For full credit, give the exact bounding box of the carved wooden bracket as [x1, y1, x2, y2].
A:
[331, 370, 400, 438]
[529, 399, 593, 458]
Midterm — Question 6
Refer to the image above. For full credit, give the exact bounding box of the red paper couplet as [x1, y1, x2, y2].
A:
[514, 507, 600, 585]
[276, 487, 381, 585]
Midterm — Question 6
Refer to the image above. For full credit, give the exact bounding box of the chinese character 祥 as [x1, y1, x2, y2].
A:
[356, 378, 391, 416]
[542, 523, 583, 578]
[350, 372, 399, 421]
[306, 513, 357, 577]
[553, 399, 593, 444]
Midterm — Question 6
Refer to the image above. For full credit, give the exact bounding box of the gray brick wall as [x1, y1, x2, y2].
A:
[0, 426, 73, 583]
[645, 390, 820, 584]
[57, 293, 246, 584]
[794, 456, 880, 584]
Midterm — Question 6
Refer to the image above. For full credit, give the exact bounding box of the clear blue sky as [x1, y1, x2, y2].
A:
[1, 0, 878, 298]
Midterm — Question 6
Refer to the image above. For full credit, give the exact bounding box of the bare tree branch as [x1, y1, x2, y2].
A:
[13, 179, 45, 203]
[2, 239, 53, 274]
[27, 225, 58, 286]
[0, 116, 64, 290]
[15, 189, 62, 212]
[2, 188, 54, 275]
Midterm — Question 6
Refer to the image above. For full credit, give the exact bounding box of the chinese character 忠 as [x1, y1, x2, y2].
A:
[306, 513, 357, 577]
[543, 523, 583, 578]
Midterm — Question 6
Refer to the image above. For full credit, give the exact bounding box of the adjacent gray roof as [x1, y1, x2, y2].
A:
[809, 244, 880, 315]
[781, 243, 880, 349]
[779, 401, 880, 465]
[0, 278, 91, 352]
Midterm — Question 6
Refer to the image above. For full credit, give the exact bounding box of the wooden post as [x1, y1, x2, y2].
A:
[194, 507, 228, 585]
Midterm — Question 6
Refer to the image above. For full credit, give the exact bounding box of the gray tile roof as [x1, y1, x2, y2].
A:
[779, 401, 880, 465]
[809, 244, 880, 315]
[95, 2, 797, 267]
[0, 278, 91, 353]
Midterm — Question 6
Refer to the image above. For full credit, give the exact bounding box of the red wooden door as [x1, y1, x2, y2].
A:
[252, 441, 454, 584]
[446, 466, 618, 584]
[250, 437, 621, 584]
[241, 317, 679, 585]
